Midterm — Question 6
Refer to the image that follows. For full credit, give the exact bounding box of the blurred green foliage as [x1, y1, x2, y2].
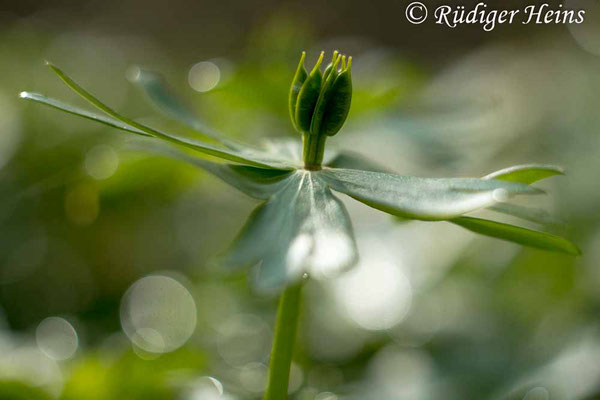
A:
[1, 3, 600, 400]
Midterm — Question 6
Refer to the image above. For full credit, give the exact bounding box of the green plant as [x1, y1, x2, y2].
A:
[20, 50, 579, 399]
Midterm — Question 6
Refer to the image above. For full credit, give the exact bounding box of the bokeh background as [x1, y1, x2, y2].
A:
[1, 0, 600, 399]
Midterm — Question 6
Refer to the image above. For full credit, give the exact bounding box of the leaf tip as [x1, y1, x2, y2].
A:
[570, 243, 582, 256]
[44, 60, 57, 69]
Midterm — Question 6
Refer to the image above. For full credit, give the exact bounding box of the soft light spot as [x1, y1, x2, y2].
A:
[288, 363, 304, 394]
[368, 347, 433, 398]
[239, 362, 268, 393]
[334, 259, 412, 331]
[287, 230, 355, 282]
[131, 327, 165, 354]
[85, 145, 119, 180]
[523, 387, 550, 400]
[184, 376, 224, 400]
[1, 235, 47, 284]
[308, 365, 344, 389]
[0, 346, 63, 396]
[309, 230, 355, 280]
[120, 274, 197, 354]
[315, 392, 338, 400]
[64, 183, 99, 225]
[36, 317, 78, 361]
[188, 61, 221, 92]
[217, 314, 271, 367]
[567, 0, 600, 56]
[125, 66, 142, 82]
[286, 233, 312, 279]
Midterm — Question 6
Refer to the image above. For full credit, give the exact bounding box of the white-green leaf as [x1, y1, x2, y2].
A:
[483, 164, 565, 224]
[42, 62, 293, 170]
[450, 216, 580, 255]
[319, 168, 542, 221]
[483, 164, 564, 184]
[217, 171, 358, 292]
[130, 68, 240, 148]
[131, 140, 292, 199]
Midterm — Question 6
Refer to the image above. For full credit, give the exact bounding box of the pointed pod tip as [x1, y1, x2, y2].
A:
[310, 51, 325, 74]
[317, 50, 325, 62]
[18, 91, 29, 99]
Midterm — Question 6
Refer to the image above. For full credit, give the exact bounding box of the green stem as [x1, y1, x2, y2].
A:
[302, 132, 327, 170]
[263, 283, 303, 400]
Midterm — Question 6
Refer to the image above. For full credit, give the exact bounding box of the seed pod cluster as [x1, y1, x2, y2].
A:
[289, 51, 352, 137]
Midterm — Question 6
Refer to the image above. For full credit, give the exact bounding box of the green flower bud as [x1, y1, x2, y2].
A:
[289, 51, 353, 137]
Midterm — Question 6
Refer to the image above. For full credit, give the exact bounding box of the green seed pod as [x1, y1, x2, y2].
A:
[310, 53, 343, 135]
[294, 52, 324, 133]
[320, 57, 352, 136]
[290, 51, 352, 136]
[288, 52, 308, 131]
[322, 50, 339, 82]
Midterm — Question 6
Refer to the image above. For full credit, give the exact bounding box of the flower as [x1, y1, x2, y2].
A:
[19, 53, 580, 292]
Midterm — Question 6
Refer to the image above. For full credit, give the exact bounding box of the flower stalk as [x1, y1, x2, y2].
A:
[302, 132, 327, 170]
[263, 283, 303, 400]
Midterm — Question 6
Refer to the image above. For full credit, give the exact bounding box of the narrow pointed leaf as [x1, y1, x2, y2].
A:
[320, 168, 542, 221]
[450, 216, 580, 255]
[19, 92, 150, 137]
[483, 164, 564, 184]
[130, 68, 239, 148]
[42, 63, 293, 170]
[218, 171, 358, 292]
